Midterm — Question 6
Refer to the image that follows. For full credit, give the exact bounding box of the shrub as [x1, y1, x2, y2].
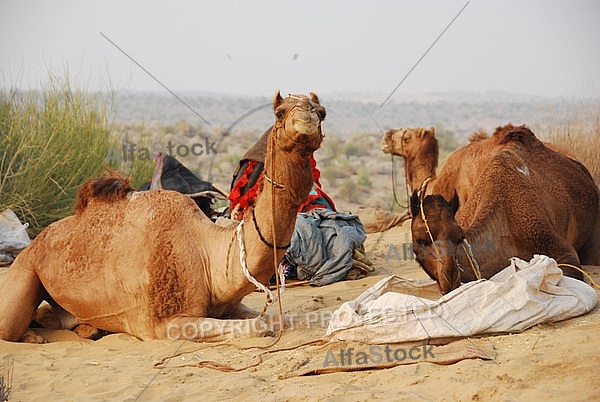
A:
[0, 78, 153, 236]
[0, 83, 114, 235]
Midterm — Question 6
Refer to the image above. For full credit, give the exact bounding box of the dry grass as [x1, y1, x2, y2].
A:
[542, 116, 600, 185]
[0, 354, 14, 402]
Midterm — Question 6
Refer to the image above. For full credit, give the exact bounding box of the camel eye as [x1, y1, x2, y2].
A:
[275, 108, 286, 119]
[415, 234, 432, 246]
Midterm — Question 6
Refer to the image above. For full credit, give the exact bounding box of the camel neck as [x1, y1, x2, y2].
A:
[242, 147, 313, 285]
[407, 160, 437, 193]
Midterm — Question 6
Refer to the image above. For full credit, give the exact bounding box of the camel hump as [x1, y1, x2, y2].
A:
[493, 124, 539, 146]
[74, 170, 133, 214]
[469, 130, 488, 142]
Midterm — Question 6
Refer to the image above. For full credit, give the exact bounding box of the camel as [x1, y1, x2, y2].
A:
[0, 91, 326, 342]
[383, 124, 600, 294]
[382, 126, 578, 207]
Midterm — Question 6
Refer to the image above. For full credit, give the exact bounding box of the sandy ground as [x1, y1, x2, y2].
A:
[1, 224, 599, 401]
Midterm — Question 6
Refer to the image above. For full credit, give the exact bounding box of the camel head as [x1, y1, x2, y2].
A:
[381, 127, 439, 191]
[381, 127, 437, 159]
[410, 190, 465, 295]
[272, 90, 326, 154]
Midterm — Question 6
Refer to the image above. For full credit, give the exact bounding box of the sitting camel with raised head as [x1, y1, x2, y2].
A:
[383, 124, 600, 294]
[381, 127, 439, 193]
[0, 90, 326, 342]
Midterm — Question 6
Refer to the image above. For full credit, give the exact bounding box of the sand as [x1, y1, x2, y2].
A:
[1, 225, 599, 401]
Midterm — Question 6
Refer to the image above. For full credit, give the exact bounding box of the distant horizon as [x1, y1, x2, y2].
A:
[4, 85, 599, 104]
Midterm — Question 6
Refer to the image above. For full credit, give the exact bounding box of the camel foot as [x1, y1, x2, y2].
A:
[345, 266, 367, 281]
[19, 329, 47, 344]
[33, 304, 63, 330]
[74, 324, 108, 340]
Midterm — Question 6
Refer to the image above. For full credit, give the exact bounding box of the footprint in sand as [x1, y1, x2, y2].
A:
[299, 295, 325, 312]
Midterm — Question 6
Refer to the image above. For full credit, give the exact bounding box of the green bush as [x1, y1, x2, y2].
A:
[0, 78, 153, 236]
[357, 166, 372, 188]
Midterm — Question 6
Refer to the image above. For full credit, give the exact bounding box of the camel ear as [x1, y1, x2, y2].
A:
[429, 127, 436, 136]
[309, 92, 320, 104]
[273, 90, 284, 110]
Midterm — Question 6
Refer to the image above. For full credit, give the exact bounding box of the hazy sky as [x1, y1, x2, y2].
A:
[1, 0, 599, 100]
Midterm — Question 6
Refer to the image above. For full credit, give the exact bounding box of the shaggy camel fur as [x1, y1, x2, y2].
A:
[0, 91, 326, 342]
[383, 124, 600, 294]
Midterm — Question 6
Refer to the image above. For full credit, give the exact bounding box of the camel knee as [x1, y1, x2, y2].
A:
[0, 266, 43, 342]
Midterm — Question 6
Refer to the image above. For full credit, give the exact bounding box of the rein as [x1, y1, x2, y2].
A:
[251, 208, 290, 250]
[264, 172, 285, 189]
[417, 176, 436, 246]
[390, 129, 410, 209]
[237, 94, 323, 347]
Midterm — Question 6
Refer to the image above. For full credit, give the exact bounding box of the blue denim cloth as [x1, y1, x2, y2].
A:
[286, 209, 367, 286]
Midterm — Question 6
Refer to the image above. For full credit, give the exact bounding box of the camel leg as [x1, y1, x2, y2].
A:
[579, 222, 600, 266]
[230, 303, 262, 319]
[35, 302, 108, 340]
[526, 225, 584, 280]
[549, 245, 584, 280]
[0, 265, 43, 342]
[159, 316, 274, 341]
[73, 324, 108, 340]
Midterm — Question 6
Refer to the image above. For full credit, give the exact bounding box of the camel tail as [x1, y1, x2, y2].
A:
[74, 170, 133, 213]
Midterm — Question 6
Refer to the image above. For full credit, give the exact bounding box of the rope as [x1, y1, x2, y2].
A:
[557, 263, 600, 289]
[251, 208, 290, 249]
[390, 129, 409, 209]
[264, 172, 285, 189]
[460, 239, 482, 280]
[233, 94, 319, 349]
[417, 177, 435, 246]
[268, 121, 285, 347]
[236, 219, 277, 304]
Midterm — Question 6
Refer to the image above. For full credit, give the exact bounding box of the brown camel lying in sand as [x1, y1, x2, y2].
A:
[0, 91, 326, 342]
[383, 124, 600, 294]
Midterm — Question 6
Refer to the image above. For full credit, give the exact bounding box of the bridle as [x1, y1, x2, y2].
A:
[255, 94, 323, 250]
[251, 208, 290, 250]
[417, 176, 436, 246]
[390, 129, 410, 209]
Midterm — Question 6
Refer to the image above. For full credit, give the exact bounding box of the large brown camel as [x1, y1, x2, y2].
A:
[383, 124, 600, 294]
[0, 91, 326, 342]
[382, 126, 578, 208]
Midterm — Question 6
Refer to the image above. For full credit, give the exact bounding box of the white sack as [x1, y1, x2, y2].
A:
[0, 209, 31, 256]
[326, 255, 597, 343]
